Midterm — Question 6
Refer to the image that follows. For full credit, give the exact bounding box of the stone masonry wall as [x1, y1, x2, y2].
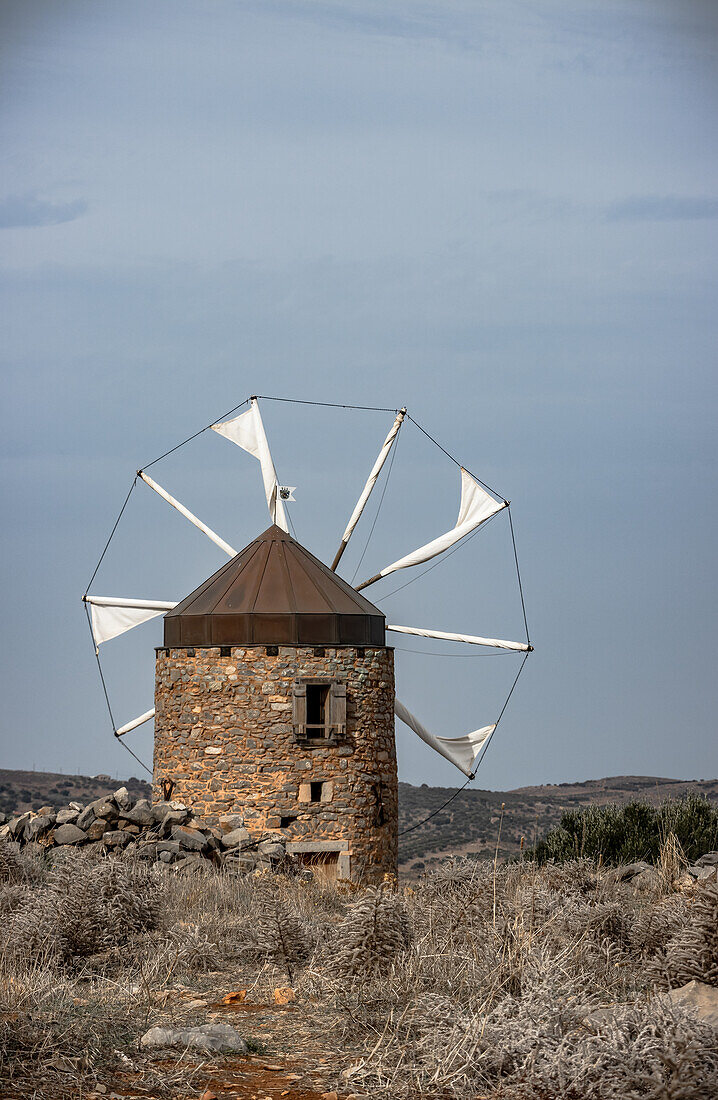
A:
[153, 645, 397, 882]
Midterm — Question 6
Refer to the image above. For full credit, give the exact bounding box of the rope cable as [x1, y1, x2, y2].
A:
[83, 604, 153, 775]
[115, 734, 154, 776]
[399, 776, 474, 837]
[508, 505, 530, 644]
[141, 396, 251, 470]
[83, 476, 137, 596]
[407, 414, 504, 499]
[254, 395, 400, 413]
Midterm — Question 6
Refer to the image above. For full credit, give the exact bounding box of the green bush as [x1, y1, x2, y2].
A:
[530, 795, 718, 865]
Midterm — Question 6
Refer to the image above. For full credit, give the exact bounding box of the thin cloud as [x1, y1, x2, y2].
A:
[0, 194, 87, 229]
[606, 196, 718, 222]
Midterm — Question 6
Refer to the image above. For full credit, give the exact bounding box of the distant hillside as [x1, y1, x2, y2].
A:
[398, 775, 718, 876]
[0, 769, 151, 817]
[1, 769, 716, 878]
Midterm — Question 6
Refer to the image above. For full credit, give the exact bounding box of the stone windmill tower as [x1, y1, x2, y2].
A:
[84, 397, 531, 886]
[153, 523, 397, 883]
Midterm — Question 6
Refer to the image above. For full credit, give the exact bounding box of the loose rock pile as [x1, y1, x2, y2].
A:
[616, 854, 718, 888]
[0, 787, 292, 873]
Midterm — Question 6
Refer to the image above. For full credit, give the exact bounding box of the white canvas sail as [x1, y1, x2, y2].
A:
[211, 398, 288, 532]
[394, 696, 495, 778]
[85, 596, 177, 649]
[357, 468, 506, 590]
[331, 407, 406, 570]
[387, 625, 530, 652]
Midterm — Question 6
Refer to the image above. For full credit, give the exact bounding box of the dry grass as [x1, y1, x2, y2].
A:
[0, 841, 717, 1098]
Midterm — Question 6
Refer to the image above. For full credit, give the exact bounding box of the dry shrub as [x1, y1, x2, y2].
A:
[4, 843, 718, 1099]
[253, 880, 315, 981]
[3, 850, 164, 966]
[344, 971, 718, 1099]
[485, 990, 718, 1100]
[0, 842, 25, 884]
[0, 959, 135, 1098]
[629, 893, 687, 958]
[326, 884, 411, 979]
[332, 856, 718, 1097]
[0, 883, 31, 915]
[661, 880, 718, 988]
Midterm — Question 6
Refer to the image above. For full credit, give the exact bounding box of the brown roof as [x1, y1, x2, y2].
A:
[164, 525, 385, 647]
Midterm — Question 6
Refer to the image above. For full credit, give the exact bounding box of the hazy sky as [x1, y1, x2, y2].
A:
[2, 0, 717, 791]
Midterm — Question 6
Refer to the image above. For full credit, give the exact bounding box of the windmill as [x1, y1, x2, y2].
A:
[83, 397, 531, 881]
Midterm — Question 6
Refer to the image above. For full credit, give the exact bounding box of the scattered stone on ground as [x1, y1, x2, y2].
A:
[140, 1022, 248, 1053]
[665, 980, 718, 1029]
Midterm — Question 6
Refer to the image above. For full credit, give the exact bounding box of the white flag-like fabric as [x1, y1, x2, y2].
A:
[85, 597, 176, 649]
[359, 468, 506, 588]
[341, 409, 405, 544]
[211, 399, 288, 532]
[394, 696, 495, 778]
[387, 625, 529, 652]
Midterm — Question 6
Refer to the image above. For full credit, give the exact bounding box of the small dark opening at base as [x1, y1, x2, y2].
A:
[266, 645, 279, 656]
[280, 815, 298, 828]
[220, 646, 231, 657]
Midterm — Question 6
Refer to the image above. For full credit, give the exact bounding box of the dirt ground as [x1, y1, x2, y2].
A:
[90, 988, 362, 1100]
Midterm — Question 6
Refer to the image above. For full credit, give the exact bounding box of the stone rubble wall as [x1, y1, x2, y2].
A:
[153, 645, 398, 882]
[0, 788, 293, 874]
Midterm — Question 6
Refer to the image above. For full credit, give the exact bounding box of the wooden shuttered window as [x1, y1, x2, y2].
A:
[329, 681, 346, 738]
[292, 678, 346, 741]
[292, 680, 307, 739]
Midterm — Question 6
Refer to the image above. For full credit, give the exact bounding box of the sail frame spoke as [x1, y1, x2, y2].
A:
[138, 470, 237, 557]
[387, 624, 530, 652]
[331, 406, 407, 571]
[116, 708, 156, 737]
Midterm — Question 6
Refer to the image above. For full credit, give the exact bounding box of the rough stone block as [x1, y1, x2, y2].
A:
[8, 813, 32, 839]
[55, 808, 80, 826]
[86, 819, 109, 841]
[172, 825, 208, 851]
[122, 800, 155, 826]
[53, 823, 87, 845]
[220, 826, 251, 849]
[103, 829, 133, 848]
[25, 813, 56, 842]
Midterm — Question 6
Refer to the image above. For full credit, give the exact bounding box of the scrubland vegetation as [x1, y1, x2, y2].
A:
[2, 805, 718, 1100]
[532, 794, 718, 865]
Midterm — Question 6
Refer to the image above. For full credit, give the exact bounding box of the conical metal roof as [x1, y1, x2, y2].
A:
[164, 525, 385, 647]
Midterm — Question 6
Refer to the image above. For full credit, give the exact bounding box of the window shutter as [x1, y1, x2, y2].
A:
[292, 680, 307, 739]
[329, 681, 346, 737]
